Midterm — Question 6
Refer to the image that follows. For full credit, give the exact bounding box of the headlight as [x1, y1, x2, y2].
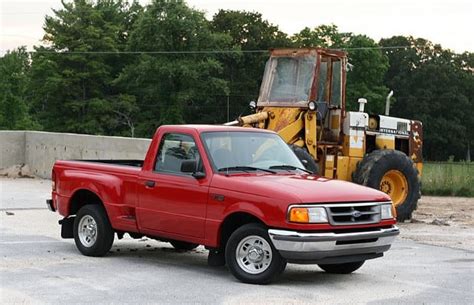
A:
[308, 101, 316, 111]
[381, 204, 394, 219]
[289, 206, 328, 223]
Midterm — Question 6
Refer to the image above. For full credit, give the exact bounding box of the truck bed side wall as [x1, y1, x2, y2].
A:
[54, 161, 141, 233]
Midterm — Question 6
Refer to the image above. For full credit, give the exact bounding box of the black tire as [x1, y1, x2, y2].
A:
[225, 223, 286, 284]
[318, 261, 365, 274]
[290, 145, 319, 174]
[352, 150, 421, 222]
[73, 204, 114, 257]
[170, 240, 199, 251]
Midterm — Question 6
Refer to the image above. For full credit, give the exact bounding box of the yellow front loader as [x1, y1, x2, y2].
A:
[226, 48, 423, 221]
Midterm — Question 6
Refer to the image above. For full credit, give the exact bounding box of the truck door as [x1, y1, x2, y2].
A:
[137, 133, 209, 238]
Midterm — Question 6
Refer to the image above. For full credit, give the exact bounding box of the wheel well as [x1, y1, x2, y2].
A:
[219, 212, 264, 249]
[69, 189, 103, 215]
[395, 138, 409, 155]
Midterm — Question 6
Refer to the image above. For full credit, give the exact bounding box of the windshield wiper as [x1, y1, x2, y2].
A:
[269, 164, 312, 174]
[218, 166, 276, 174]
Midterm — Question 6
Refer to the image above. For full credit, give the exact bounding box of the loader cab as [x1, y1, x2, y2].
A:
[256, 48, 347, 143]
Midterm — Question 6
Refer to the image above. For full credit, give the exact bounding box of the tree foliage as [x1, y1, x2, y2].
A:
[0, 1, 472, 160]
[380, 36, 473, 160]
[29, 0, 142, 136]
[211, 10, 292, 121]
[0, 47, 40, 129]
[115, 0, 232, 135]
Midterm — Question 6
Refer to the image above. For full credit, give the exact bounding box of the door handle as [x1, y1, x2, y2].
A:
[144, 180, 156, 188]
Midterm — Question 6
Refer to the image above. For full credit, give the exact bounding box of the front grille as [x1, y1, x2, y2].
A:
[326, 202, 383, 225]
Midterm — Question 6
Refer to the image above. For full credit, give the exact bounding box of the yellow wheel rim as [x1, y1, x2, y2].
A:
[379, 170, 408, 207]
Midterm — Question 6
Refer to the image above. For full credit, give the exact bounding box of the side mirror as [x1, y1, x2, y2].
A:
[181, 160, 205, 179]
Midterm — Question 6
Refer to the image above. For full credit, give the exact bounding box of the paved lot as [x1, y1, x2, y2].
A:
[1, 178, 473, 304]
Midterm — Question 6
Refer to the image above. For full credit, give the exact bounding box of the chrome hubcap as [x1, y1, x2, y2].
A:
[236, 235, 272, 274]
[78, 215, 97, 247]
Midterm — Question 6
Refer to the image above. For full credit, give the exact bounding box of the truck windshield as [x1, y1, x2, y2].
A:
[259, 55, 316, 104]
[201, 131, 304, 172]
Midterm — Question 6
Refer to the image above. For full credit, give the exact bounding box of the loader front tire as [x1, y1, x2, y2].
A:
[290, 145, 319, 174]
[353, 150, 420, 222]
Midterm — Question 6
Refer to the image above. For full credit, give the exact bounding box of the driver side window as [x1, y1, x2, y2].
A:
[154, 133, 203, 174]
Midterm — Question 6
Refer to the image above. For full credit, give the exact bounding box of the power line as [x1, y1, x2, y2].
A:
[25, 50, 267, 55]
[0, 46, 414, 55]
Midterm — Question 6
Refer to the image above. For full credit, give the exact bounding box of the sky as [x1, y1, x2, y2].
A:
[1, 0, 473, 54]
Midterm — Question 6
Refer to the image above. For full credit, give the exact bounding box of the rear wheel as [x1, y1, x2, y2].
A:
[170, 240, 199, 251]
[318, 261, 365, 274]
[353, 150, 421, 221]
[225, 223, 286, 284]
[73, 205, 114, 256]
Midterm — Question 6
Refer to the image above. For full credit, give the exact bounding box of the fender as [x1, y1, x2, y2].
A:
[58, 169, 123, 218]
[222, 201, 267, 222]
[206, 200, 267, 248]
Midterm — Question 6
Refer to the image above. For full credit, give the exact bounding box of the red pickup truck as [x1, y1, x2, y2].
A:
[47, 125, 399, 284]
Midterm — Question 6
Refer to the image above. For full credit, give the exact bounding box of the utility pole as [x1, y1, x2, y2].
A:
[227, 95, 230, 122]
[467, 142, 471, 162]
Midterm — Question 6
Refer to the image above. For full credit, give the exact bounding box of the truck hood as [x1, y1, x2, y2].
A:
[211, 173, 390, 203]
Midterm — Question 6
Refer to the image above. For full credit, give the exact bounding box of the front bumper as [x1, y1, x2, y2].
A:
[268, 226, 399, 264]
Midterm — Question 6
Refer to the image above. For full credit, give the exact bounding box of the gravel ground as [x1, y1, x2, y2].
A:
[398, 196, 474, 251]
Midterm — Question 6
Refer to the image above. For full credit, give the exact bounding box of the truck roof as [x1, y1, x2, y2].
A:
[158, 124, 276, 134]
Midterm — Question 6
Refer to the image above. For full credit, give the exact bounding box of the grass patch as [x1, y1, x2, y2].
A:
[421, 162, 474, 197]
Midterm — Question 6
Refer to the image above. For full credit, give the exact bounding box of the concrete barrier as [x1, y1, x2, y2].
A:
[0, 131, 26, 169]
[0, 131, 151, 178]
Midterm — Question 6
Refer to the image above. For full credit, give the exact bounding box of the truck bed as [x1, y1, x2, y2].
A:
[53, 159, 144, 179]
[76, 159, 144, 167]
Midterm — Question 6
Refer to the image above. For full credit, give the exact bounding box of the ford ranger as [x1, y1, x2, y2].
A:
[47, 125, 399, 284]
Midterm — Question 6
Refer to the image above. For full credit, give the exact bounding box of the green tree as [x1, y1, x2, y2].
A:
[212, 10, 292, 121]
[0, 47, 40, 130]
[344, 35, 389, 113]
[380, 36, 474, 160]
[292, 24, 348, 48]
[29, 0, 142, 136]
[116, 0, 232, 135]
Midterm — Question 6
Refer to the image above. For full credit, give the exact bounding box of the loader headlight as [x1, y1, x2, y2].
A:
[381, 203, 394, 219]
[308, 101, 316, 111]
[288, 206, 328, 223]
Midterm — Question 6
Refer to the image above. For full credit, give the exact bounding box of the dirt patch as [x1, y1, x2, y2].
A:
[398, 196, 474, 251]
[0, 164, 35, 178]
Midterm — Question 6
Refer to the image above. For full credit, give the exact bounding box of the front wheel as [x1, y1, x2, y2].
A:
[318, 261, 365, 274]
[225, 223, 286, 284]
[73, 204, 114, 257]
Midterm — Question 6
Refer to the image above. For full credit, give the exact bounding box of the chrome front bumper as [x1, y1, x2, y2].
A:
[268, 226, 399, 264]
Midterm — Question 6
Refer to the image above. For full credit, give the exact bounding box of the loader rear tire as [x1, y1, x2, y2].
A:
[353, 150, 420, 222]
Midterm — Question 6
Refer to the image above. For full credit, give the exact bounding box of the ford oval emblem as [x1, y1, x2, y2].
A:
[352, 210, 362, 218]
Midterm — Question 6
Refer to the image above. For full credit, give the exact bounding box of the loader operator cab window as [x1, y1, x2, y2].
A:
[155, 133, 203, 175]
[265, 55, 316, 103]
[317, 57, 342, 108]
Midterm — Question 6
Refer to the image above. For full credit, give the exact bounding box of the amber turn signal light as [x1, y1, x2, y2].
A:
[289, 207, 309, 223]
